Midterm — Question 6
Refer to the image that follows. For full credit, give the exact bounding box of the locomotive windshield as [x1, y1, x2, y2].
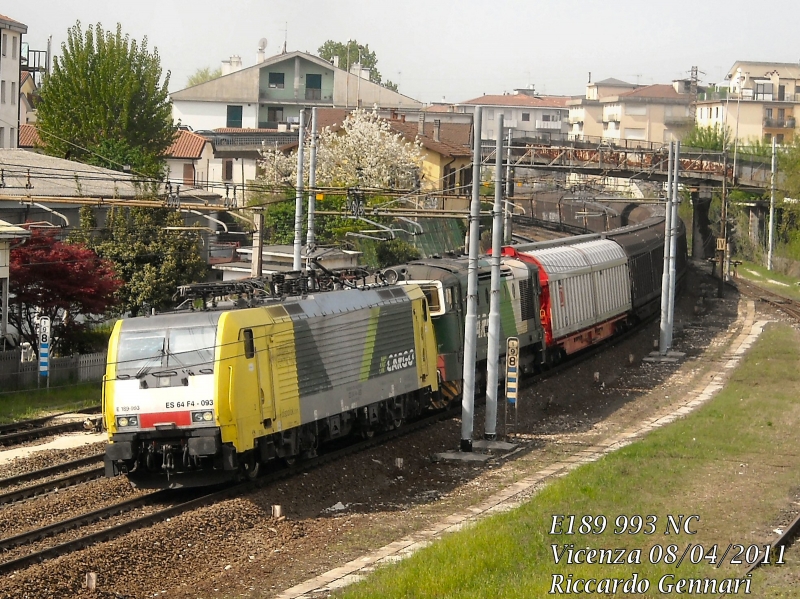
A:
[116, 326, 217, 374]
[398, 281, 445, 316]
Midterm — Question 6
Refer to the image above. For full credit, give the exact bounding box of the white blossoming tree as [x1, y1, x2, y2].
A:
[258, 108, 423, 189]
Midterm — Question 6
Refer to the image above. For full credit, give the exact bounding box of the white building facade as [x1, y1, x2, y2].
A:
[0, 15, 26, 149]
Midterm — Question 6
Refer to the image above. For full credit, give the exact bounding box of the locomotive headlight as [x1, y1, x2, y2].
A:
[118, 417, 128, 427]
[191, 410, 214, 423]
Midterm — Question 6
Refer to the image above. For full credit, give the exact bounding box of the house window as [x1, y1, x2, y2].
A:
[268, 72, 285, 89]
[10, 82, 15, 105]
[778, 108, 785, 120]
[9, 128, 14, 148]
[267, 107, 283, 122]
[1, 34, 6, 57]
[0, 128, 4, 148]
[226, 105, 243, 128]
[765, 108, 773, 119]
[486, 109, 494, 121]
[0, 81, 5, 104]
[223, 159, 234, 181]
[522, 112, 530, 122]
[715, 107, 719, 118]
[765, 133, 772, 142]
[11, 35, 16, 59]
[776, 134, 784, 144]
[542, 114, 551, 122]
[305, 74, 322, 100]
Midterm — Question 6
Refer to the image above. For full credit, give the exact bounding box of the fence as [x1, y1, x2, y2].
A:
[0, 350, 106, 391]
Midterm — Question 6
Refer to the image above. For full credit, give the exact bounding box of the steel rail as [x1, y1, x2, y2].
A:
[0, 463, 104, 505]
[0, 405, 100, 435]
[0, 417, 100, 447]
[734, 278, 800, 321]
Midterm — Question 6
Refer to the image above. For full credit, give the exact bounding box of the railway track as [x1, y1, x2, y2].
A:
[0, 454, 104, 504]
[0, 407, 102, 447]
[734, 277, 800, 321]
[0, 405, 458, 575]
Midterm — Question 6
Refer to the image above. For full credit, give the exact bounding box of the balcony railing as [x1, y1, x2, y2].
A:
[568, 115, 584, 124]
[764, 117, 796, 128]
[536, 120, 562, 130]
[664, 115, 695, 126]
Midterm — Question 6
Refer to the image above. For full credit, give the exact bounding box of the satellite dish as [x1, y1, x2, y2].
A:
[258, 38, 268, 51]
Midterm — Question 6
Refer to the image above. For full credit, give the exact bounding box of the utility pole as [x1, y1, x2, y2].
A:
[251, 210, 264, 277]
[658, 141, 674, 354]
[767, 136, 777, 271]
[666, 141, 680, 349]
[461, 106, 482, 453]
[485, 114, 504, 441]
[718, 150, 728, 298]
[307, 107, 318, 249]
[292, 110, 306, 272]
[504, 129, 513, 244]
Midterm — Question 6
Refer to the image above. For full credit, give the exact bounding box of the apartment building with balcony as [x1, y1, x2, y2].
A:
[451, 89, 571, 141]
[695, 61, 800, 145]
[0, 14, 26, 149]
[171, 50, 422, 132]
[569, 78, 694, 145]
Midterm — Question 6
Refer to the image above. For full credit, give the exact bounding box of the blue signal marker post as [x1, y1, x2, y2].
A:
[504, 337, 519, 438]
[39, 316, 51, 389]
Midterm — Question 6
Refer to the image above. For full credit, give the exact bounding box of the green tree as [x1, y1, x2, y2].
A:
[36, 21, 175, 180]
[71, 206, 207, 316]
[317, 40, 398, 91]
[186, 66, 222, 87]
[682, 124, 730, 151]
[375, 238, 420, 268]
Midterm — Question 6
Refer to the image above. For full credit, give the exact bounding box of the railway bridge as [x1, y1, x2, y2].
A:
[480, 139, 775, 259]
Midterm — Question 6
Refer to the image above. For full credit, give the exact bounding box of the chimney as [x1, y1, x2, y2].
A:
[433, 119, 441, 142]
[222, 55, 243, 76]
[418, 113, 425, 136]
[332, 55, 340, 68]
[256, 49, 266, 64]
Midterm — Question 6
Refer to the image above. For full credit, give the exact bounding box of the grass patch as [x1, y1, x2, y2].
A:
[0, 382, 101, 424]
[736, 260, 800, 301]
[338, 325, 800, 598]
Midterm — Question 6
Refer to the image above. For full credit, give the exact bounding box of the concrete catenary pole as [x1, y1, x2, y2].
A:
[504, 128, 513, 244]
[666, 141, 680, 349]
[307, 107, 318, 249]
[251, 211, 264, 277]
[768, 136, 777, 271]
[461, 106, 482, 452]
[658, 141, 674, 354]
[292, 110, 306, 271]
[718, 150, 729, 298]
[485, 115, 504, 441]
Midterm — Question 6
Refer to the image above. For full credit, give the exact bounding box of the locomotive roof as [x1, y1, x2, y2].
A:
[118, 311, 223, 332]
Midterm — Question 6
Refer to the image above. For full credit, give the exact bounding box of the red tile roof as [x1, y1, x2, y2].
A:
[618, 84, 683, 99]
[0, 13, 26, 27]
[460, 94, 572, 108]
[19, 71, 30, 85]
[19, 124, 40, 148]
[166, 130, 209, 159]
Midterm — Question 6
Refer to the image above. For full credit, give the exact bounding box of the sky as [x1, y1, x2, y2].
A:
[12, 0, 800, 104]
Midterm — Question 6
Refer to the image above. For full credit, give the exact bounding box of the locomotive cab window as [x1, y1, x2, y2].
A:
[242, 329, 255, 359]
[397, 280, 446, 316]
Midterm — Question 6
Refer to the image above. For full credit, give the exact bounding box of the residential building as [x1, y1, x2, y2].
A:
[171, 50, 422, 132]
[453, 89, 571, 141]
[696, 61, 800, 145]
[291, 107, 473, 193]
[19, 70, 36, 123]
[569, 78, 695, 145]
[0, 14, 26, 149]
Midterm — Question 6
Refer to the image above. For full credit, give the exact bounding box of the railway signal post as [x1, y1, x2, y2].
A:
[504, 337, 519, 439]
[38, 315, 50, 389]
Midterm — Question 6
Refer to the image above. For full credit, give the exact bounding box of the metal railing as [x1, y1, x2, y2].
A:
[764, 117, 796, 128]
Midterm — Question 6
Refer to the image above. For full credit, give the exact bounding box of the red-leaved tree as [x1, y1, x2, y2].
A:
[10, 229, 122, 355]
